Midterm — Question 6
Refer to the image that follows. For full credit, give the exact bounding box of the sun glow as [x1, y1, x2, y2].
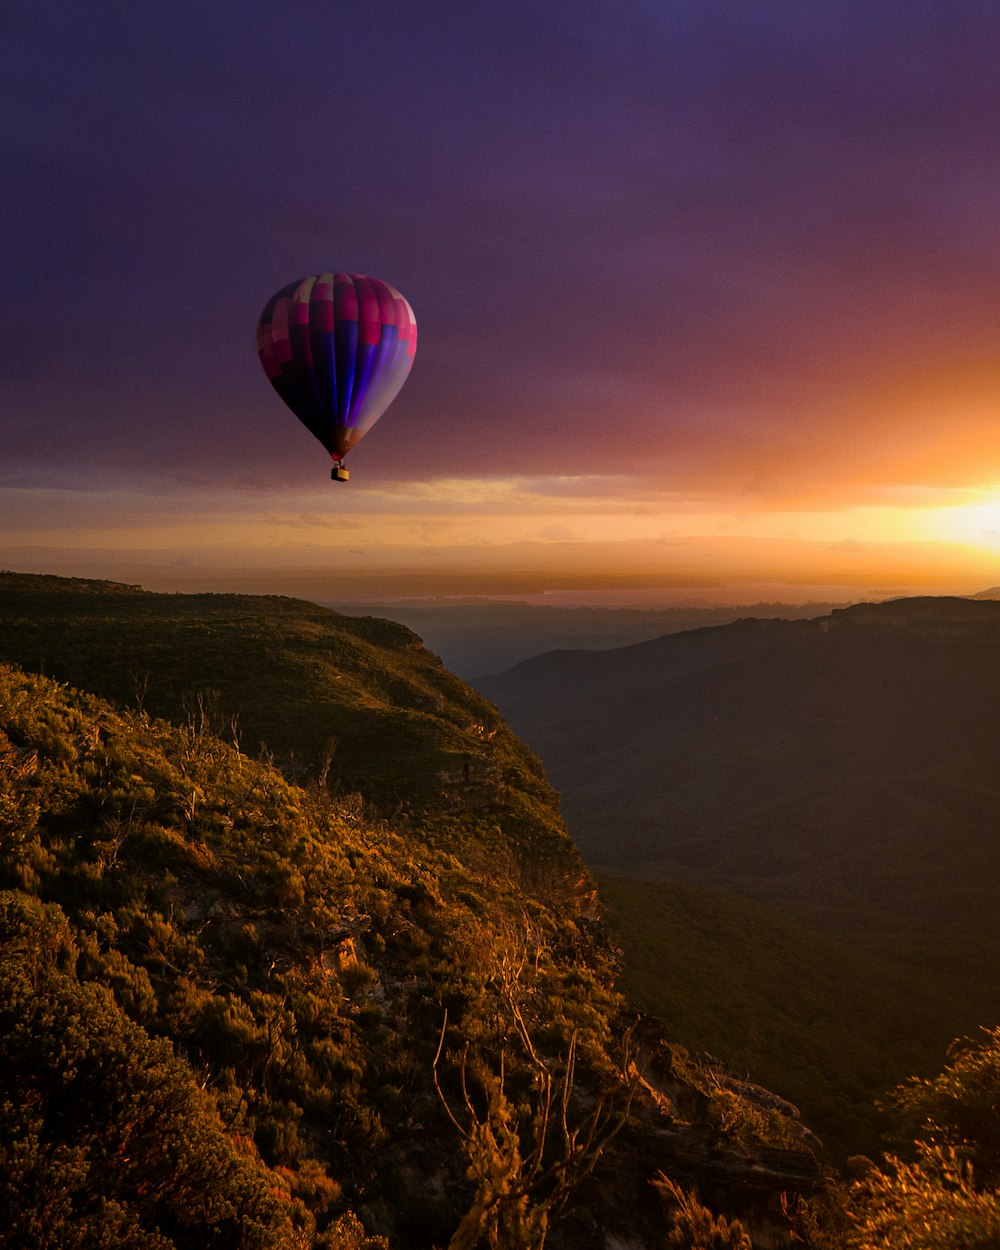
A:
[6, 473, 1000, 603]
[903, 490, 1000, 549]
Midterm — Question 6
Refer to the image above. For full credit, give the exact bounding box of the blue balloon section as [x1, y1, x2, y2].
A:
[257, 273, 416, 464]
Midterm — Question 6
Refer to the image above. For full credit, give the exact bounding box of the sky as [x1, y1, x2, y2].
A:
[3, 0, 1000, 603]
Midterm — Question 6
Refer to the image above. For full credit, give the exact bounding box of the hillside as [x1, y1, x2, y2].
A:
[0, 571, 578, 885]
[479, 597, 1000, 950]
[479, 597, 1000, 1152]
[0, 574, 822, 1249]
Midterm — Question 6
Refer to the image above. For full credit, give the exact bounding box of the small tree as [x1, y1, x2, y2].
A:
[433, 1007, 635, 1250]
[888, 1027, 1000, 1185]
[845, 1027, 1000, 1249]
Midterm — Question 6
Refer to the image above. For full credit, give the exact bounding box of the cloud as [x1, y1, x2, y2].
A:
[259, 512, 363, 531]
[533, 525, 580, 542]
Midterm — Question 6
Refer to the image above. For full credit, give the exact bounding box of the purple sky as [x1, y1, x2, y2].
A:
[4, 2, 1000, 597]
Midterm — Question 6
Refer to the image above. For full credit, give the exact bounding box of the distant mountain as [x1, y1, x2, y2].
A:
[0, 573, 822, 1249]
[479, 597, 1000, 1145]
[479, 598, 1000, 948]
[325, 599, 848, 679]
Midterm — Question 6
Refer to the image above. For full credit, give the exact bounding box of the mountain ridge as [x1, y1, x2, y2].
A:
[478, 596, 1000, 930]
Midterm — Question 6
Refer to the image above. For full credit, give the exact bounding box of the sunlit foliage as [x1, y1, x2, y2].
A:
[653, 1175, 752, 1250]
[846, 1028, 1000, 1249]
[0, 659, 628, 1246]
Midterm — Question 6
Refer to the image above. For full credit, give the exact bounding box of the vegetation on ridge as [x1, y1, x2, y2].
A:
[0, 574, 822, 1248]
[0, 572, 558, 825]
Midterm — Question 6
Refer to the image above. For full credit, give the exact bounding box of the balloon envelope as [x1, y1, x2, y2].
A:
[256, 272, 416, 464]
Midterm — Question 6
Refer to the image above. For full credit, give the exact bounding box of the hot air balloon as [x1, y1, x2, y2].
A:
[256, 272, 416, 481]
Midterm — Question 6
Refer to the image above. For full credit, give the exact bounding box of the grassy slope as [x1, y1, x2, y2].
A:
[0, 574, 821, 1248]
[0, 662, 625, 1248]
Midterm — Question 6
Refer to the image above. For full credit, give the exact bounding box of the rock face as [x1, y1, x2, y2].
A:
[0, 574, 825, 1249]
[620, 1016, 823, 1249]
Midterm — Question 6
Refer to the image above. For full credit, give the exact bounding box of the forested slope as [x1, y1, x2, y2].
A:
[480, 597, 1000, 1162]
[479, 597, 1000, 950]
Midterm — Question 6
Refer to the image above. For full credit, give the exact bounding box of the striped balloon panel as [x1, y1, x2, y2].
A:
[257, 272, 416, 461]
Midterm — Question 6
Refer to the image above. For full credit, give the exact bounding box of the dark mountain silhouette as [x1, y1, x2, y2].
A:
[324, 599, 847, 679]
[479, 598, 1000, 948]
[479, 598, 1000, 1148]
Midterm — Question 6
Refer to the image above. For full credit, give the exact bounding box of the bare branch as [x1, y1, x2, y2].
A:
[432, 1010, 469, 1139]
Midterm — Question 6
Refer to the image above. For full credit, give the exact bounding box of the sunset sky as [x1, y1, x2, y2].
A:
[4, 1, 1000, 603]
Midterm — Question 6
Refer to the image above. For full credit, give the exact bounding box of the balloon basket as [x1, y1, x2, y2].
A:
[332, 464, 350, 482]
